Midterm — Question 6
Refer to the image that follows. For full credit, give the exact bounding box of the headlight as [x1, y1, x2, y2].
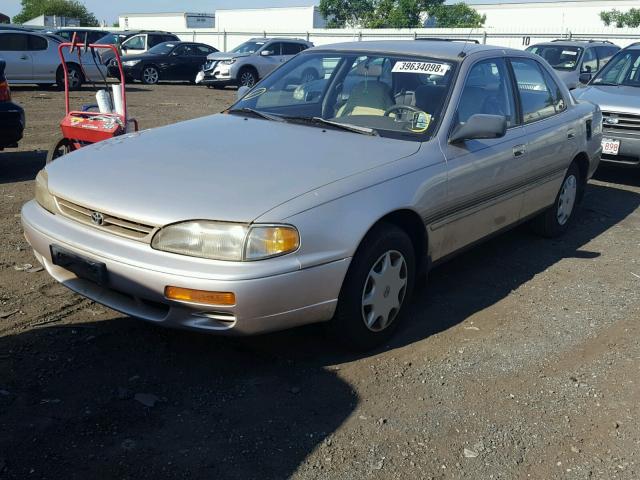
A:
[34, 170, 57, 214]
[220, 59, 236, 65]
[122, 60, 141, 67]
[151, 221, 300, 261]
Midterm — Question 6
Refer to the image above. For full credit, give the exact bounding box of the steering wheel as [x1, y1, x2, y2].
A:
[384, 104, 423, 118]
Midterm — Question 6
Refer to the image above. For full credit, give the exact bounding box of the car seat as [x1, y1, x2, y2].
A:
[336, 63, 395, 117]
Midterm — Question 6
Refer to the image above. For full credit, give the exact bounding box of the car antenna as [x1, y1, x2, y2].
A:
[458, 27, 476, 58]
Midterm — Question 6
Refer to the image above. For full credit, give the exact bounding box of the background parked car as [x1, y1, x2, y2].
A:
[0, 59, 25, 150]
[199, 37, 314, 88]
[100, 30, 180, 66]
[108, 41, 218, 85]
[0, 30, 108, 89]
[574, 43, 640, 169]
[47, 28, 111, 44]
[526, 40, 619, 89]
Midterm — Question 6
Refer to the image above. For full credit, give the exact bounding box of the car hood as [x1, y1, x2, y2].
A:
[206, 52, 251, 61]
[46, 114, 421, 226]
[573, 85, 640, 114]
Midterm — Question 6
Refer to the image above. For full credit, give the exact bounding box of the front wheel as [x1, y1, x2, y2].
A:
[531, 162, 583, 238]
[46, 138, 76, 164]
[329, 223, 415, 351]
[238, 68, 257, 88]
[56, 64, 83, 91]
[141, 65, 159, 85]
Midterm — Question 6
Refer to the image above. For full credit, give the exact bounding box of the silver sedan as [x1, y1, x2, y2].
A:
[23, 40, 602, 349]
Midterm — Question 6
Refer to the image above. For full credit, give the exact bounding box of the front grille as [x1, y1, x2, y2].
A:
[602, 111, 640, 134]
[56, 198, 156, 242]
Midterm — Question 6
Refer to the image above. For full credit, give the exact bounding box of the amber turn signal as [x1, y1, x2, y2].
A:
[164, 286, 236, 306]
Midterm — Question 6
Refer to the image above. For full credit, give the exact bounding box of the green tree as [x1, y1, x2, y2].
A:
[320, 0, 445, 28]
[13, 0, 99, 26]
[600, 8, 640, 28]
[429, 2, 486, 28]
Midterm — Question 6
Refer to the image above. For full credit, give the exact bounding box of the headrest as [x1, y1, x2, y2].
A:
[355, 62, 383, 77]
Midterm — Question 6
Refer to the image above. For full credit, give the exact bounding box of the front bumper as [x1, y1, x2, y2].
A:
[200, 63, 236, 85]
[601, 130, 640, 168]
[22, 201, 350, 335]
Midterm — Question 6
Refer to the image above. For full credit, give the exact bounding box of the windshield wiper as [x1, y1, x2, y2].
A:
[592, 82, 621, 86]
[227, 108, 285, 122]
[284, 116, 378, 136]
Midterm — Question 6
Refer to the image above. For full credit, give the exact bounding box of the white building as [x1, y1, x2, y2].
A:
[118, 12, 215, 31]
[215, 6, 326, 32]
[23, 15, 80, 27]
[468, 0, 640, 31]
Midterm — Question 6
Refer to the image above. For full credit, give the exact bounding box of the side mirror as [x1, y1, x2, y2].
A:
[260, 50, 272, 56]
[579, 72, 592, 84]
[449, 114, 507, 143]
[236, 85, 250, 100]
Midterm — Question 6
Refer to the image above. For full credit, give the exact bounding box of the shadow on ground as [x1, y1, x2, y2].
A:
[0, 181, 638, 478]
[0, 151, 46, 184]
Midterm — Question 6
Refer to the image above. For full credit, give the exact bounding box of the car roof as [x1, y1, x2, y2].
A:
[623, 42, 640, 50]
[248, 37, 310, 43]
[531, 40, 617, 47]
[308, 40, 520, 61]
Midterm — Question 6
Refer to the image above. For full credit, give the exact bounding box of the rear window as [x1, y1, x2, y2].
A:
[28, 35, 48, 51]
[0, 33, 28, 51]
[526, 45, 582, 71]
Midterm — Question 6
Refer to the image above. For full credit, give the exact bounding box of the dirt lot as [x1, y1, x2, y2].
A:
[1, 83, 639, 480]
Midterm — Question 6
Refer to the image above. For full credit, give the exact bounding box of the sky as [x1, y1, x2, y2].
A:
[2, 0, 321, 24]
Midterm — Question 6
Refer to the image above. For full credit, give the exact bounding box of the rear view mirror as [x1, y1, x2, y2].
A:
[579, 73, 592, 84]
[260, 50, 272, 56]
[449, 114, 507, 143]
[236, 85, 250, 100]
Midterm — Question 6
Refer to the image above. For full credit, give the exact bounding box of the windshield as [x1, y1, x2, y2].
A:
[592, 49, 640, 87]
[526, 45, 582, 71]
[96, 33, 126, 45]
[230, 52, 456, 141]
[231, 41, 266, 54]
[147, 42, 177, 55]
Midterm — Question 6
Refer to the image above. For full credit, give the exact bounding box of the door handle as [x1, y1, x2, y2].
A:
[20, 55, 29, 60]
[513, 144, 526, 157]
[567, 130, 576, 139]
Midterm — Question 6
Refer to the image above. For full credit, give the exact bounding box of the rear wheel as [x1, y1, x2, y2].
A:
[141, 65, 159, 85]
[531, 162, 583, 238]
[56, 64, 83, 90]
[329, 223, 415, 351]
[46, 138, 76, 164]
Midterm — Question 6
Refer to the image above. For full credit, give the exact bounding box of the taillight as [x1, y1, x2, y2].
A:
[0, 80, 10, 102]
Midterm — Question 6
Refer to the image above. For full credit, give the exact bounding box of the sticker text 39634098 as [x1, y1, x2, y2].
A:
[392, 61, 451, 76]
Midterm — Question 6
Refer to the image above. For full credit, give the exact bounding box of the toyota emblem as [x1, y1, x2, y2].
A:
[91, 211, 105, 226]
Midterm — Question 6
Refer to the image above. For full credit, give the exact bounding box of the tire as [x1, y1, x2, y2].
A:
[38, 83, 55, 89]
[328, 223, 416, 351]
[301, 68, 319, 83]
[531, 162, 583, 238]
[46, 138, 76, 164]
[56, 64, 83, 91]
[141, 65, 159, 85]
[238, 68, 258, 88]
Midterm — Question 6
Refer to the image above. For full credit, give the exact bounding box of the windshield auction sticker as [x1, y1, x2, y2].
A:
[392, 61, 451, 76]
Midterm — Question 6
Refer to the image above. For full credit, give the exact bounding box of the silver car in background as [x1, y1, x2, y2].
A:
[0, 30, 108, 89]
[574, 43, 640, 169]
[23, 41, 601, 349]
[526, 40, 619, 89]
[198, 37, 314, 88]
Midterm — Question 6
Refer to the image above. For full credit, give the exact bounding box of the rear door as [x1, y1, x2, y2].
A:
[0, 33, 32, 81]
[438, 57, 528, 257]
[510, 57, 574, 218]
[29, 34, 55, 82]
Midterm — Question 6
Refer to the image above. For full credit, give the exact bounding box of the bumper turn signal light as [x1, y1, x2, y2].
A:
[164, 286, 236, 306]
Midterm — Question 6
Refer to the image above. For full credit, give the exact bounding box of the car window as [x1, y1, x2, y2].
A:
[282, 43, 303, 55]
[124, 35, 145, 50]
[540, 68, 566, 113]
[173, 45, 192, 56]
[0, 33, 29, 51]
[581, 48, 598, 73]
[526, 45, 582, 71]
[89, 31, 106, 43]
[148, 35, 167, 48]
[265, 43, 282, 56]
[195, 45, 214, 55]
[56, 31, 73, 41]
[592, 50, 640, 86]
[511, 58, 558, 124]
[28, 35, 48, 51]
[456, 58, 517, 128]
[163, 35, 178, 43]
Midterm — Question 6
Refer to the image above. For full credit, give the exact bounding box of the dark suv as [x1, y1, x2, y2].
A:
[0, 59, 25, 150]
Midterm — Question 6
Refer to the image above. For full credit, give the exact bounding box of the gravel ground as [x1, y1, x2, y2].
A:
[0, 84, 639, 480]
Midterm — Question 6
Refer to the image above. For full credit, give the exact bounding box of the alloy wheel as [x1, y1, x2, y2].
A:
[143, 67, 159, 84]
[361, 250, 408, 332]
[557, 174, 577, 226]
[240, 71, 256, 87]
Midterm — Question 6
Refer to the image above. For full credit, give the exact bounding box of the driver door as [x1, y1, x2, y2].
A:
[437, 57, 529, 258]
[257, 42, 283, 78]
